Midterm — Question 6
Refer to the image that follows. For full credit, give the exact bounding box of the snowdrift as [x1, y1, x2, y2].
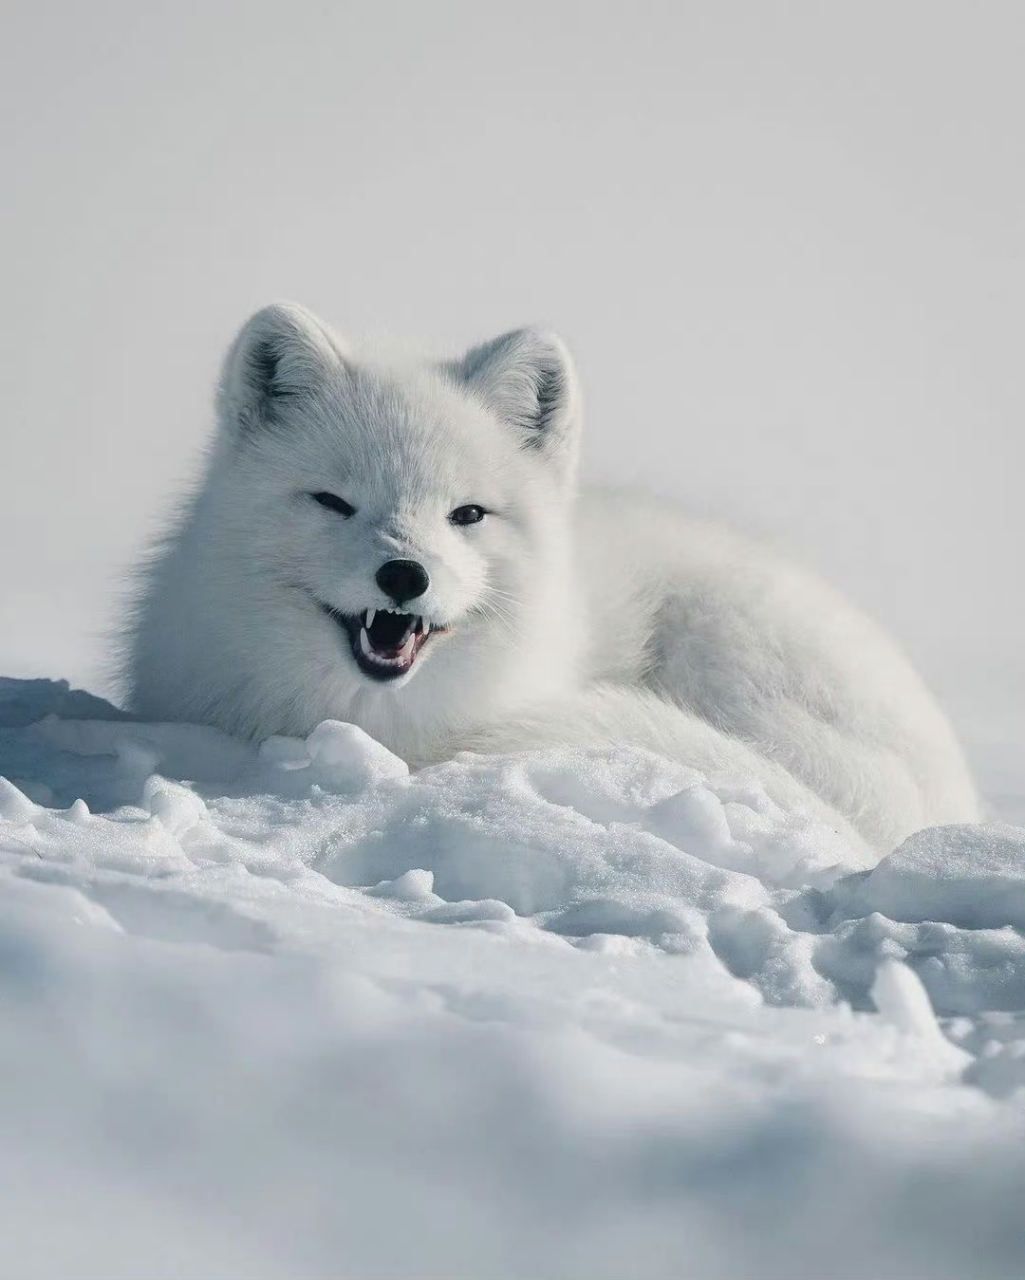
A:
[2, 677, 1024, 1279]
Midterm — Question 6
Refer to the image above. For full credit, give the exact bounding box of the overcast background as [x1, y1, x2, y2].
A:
[2, 1, 1021, 763]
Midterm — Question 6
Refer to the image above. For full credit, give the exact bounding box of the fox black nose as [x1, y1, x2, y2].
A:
[376, 558, 430, 605]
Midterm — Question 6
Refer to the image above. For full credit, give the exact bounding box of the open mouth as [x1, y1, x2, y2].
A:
[321, 605, 444, 682]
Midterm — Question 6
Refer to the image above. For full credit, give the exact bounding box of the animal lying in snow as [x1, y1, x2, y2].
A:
[121, 303, 979, 851]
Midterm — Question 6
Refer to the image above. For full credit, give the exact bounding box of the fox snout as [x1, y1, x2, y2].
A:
[375, 559, 430, 606]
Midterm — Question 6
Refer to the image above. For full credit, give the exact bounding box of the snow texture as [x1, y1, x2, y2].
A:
[2, 677, 1025, 1279]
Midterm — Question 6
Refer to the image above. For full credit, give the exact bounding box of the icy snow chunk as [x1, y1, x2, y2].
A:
[647, 782, 734, 853]
[817, 910, 1025, 1018]
[305, 719, 409, 788]
[859, 823, 1025, 929]
[366, 868, 439, 902]
[873, 959, 944, 1036]
[422, 898, 517, 925]
[647, 778, 873, 887]
[143, 776, 209, 836]
[0, 776, 36, 823]
[872, 960, 971, 1072]
[65, 797, 90, 824]
[707, 905, 835, 1006]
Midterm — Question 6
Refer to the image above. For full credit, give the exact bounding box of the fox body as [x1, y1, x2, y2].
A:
[123, 304, 979, 851]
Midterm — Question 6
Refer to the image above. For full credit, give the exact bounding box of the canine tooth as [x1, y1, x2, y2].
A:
[399, 632, 416, 661]
[359, 627, 374, 658]
[365, 608, 376, 628]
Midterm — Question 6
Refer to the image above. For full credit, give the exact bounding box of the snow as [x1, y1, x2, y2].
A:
[2, 677, 1025, 1278]
[857, 823, 1025, 931]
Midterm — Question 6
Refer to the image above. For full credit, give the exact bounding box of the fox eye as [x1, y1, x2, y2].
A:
[311, 491, 356, 518]
[450, 504, 486, 526]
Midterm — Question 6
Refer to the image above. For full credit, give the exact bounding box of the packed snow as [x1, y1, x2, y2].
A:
[2, 676, 1025, 1279]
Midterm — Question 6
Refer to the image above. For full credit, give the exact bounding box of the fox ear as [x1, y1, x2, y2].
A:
[449, 328, 581, 472]
[217, 302, 345, 434]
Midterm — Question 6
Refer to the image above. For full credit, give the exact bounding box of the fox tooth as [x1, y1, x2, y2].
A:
[399, 632, 416, 661]
[365, 608, 376, 628]
[359, 627, 373, 657]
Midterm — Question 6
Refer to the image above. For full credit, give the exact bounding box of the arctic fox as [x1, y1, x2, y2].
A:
[123, 303, 979, 851]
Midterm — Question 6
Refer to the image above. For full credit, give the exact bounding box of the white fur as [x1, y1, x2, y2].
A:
[122, 303, 979, 852]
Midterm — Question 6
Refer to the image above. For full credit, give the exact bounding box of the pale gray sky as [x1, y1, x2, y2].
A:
[2, 1, 1022, 722]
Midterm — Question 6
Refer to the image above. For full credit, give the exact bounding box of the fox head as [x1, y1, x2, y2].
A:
[134, 303, 586, 749]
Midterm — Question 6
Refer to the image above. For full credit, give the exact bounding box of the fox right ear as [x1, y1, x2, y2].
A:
[216, 303, 346, 435]
[447, 327, 582, 477]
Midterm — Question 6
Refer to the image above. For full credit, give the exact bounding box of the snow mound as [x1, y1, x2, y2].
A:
[2, 679, 1025, 1279]
[857, 823, 1025, 930]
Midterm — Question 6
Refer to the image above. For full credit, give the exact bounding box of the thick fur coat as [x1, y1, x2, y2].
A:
[123, 304, 979, 851]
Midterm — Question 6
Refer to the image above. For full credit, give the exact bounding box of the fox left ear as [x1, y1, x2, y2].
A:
[217, 302, 347, 437]
[448, 328, 582, 475]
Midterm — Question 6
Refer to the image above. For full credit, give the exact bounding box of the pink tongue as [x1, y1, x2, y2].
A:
[370, 630, 419, 660]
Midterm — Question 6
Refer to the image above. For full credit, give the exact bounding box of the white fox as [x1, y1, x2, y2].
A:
[123, 303, 979, 851]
